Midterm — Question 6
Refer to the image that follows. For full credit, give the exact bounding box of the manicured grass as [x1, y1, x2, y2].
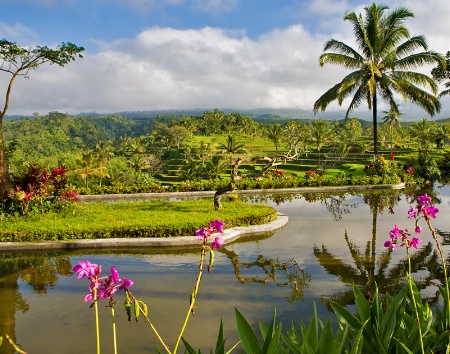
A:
[0, 198, 277, 242]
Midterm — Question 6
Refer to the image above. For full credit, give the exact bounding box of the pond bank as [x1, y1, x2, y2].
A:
[0, 213, 288, 251]
[0, 183, 406, 251]
[78, 182, 406, 201]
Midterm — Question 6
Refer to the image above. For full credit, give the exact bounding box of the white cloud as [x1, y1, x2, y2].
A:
[2, 0, 449, 116]
[3, 24, 348, 115]
[0, 22, 36, 40]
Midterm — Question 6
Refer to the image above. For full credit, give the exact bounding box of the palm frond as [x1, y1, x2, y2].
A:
[395, 51, 444, 71]
[439, 88, 450, 97]
[394, 35, 428, 58]
[313, 83, 342, 113]
[345, 85, 369, 118]
[344, 11, 367, 53]
[392, 77, 441, 115]
[319, 52, 362, 69]
[390, 70, 438, 93]
[322, 40, 364, 62]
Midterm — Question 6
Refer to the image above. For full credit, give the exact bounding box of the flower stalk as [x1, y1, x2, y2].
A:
[73, 219, 225, 354]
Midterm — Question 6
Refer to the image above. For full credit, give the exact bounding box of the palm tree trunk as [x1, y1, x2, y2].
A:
[373, 92, 378, 156]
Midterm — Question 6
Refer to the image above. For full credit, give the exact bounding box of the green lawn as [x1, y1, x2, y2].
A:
[0, 198, 277, 242]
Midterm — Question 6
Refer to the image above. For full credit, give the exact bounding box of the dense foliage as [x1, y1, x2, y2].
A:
[4, 107, 450, 200]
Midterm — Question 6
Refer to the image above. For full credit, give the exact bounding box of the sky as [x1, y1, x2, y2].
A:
[1, 0, 450, 117]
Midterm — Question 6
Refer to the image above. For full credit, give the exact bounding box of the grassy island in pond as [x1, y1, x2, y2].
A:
[0, 198, 277, 243]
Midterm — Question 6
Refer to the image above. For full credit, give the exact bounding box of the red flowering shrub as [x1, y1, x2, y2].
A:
[5, 164, 79, 216]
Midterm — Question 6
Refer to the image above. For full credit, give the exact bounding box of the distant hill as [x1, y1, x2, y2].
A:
[5, 96, 450, 122]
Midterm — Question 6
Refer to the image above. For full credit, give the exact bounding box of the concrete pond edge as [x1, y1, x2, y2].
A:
[0, 182, 406, 251]
[0, 213, 288, 252]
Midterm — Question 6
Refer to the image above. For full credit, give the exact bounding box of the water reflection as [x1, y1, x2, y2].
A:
[306, 187, 444, 308]
[314, 231, 434, 309]
[220, 246, 311, 303]
[1, 184, 450, 353]
[0, 253, 73, 353]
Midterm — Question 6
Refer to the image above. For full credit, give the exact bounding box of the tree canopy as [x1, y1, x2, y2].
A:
[313, 3, 444, 155]
[0, 39, 84, 199]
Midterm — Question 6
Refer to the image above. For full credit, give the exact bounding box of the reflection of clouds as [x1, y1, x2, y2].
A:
[10, 186, 450, 352]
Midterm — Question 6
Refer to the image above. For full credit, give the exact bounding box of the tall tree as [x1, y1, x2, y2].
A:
[381, 109, 402, 152]
[217, 135, 246, 177]
[0, 40, 84, 199]
[431, 51, 450, 97]
[410, 118, 436, 155]
[266, 123, 283, 154]
[311, 119, 334, 164]
[94, 141, 114, 187]
[313, 3, 443, 156]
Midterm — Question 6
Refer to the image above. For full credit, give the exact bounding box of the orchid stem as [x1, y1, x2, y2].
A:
[126, 290, 172, 354]
[407, 248, 425, 354]
[173, 242, 207, 353]
[93, 288, 101, 354]
[427, 219, 450, 331]
[111, 306, 117, 354]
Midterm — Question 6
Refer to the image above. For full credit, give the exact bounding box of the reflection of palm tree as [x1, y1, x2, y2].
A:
[314, 191, 436, 310]
[0, 260, 27, 354]
[219, 247, 311, 303]
[314, 232, 434, 310]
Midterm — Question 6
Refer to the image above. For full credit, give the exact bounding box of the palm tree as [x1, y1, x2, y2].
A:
[410, 118, 437, 155]
[266, 123, 283, 154]
[217, 135, 246, 176]
[313, 3, 443, 156]
[179, 159, 201, 181]
[431, 51, 450, 97]
[74, 150, 100, 188]
[382, 109, 402, 152]
[94, 140, 114, 187]
[344, 118, 363, 143]
[311, 119, 334, 164]
[437, 123, 450, 149]
[204, 155, 227, 180]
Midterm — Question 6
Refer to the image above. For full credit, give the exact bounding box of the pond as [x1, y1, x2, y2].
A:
[1, 184, 450, 353]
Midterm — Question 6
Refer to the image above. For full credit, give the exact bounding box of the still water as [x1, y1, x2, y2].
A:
[1, 184, 450, 353]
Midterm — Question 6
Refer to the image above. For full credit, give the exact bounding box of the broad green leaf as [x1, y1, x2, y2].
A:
[350, 318, 368, 354]
[353, 284, 371, 323]
[266, 322, 286, 354]
[181, 337, 200, 354]
[317, 319, 336, 354]
[235, 308, 262, 354]
[330, 300, 362, 333]
[301, 340, 316, 354]
[282, 324, 302, 354]
[261, 312, 276, 354]
[215, 319, 226, 354]
[303, 304, 319, 351]
[337, 323, 349, 354]
[379, 286, 407, 348]
[259, 322, 268, 339]
[393, 337, 414, 354]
